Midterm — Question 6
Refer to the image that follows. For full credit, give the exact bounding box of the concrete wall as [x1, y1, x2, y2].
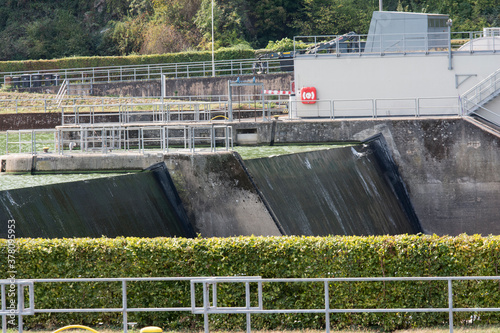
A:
[0, 113, 61, 131]
[86, 73, 293, 97]
[164, 153, 280, 237]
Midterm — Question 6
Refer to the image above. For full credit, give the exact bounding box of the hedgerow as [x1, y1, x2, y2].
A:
[0, 49, 257, 74]
[0, 234, 499, 331]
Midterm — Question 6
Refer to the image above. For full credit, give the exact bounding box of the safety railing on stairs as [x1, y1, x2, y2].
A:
[461, 68, 500, 117]
[55, 79, 69, 109]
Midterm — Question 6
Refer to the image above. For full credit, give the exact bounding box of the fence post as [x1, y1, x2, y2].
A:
[122, 281, 128, 333]
[2, 284, 6, 333]
[448, 279, 454, 333]
[203, 282, 209, 333]
[245, 282, 251, 333]
[324, 281, 330, 333]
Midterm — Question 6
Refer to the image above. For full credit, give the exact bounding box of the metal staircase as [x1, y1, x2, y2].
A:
[461, 68, 500, 125]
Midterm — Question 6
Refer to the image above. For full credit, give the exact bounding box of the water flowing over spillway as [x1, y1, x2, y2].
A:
[0, 163, 194, 238]
[242, 137, 422, 236]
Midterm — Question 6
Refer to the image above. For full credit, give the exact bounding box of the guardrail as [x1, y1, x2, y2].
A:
[462, 67, 500, 116]
[289, 96, 461, 119]
[1, 58, 292, 87]
[0, 94, 289, 114]
[2, 124, 233, 155]
[3, 129, 58, 155]
[2, 276, 500, 333]
[294, 31, 499, 57]
[61, 101, 231, 125]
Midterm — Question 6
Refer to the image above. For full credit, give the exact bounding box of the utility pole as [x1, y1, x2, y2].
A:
[211, 0, 215, 77]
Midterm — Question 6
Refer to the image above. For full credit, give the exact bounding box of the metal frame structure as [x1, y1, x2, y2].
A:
[3, 124, 233, 155]
[2, 276, 500, 333]
[60, 101, 231, 126]
[227, 79, 267, 121]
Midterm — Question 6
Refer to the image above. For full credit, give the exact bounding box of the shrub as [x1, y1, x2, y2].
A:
[1, 234, 499, 330]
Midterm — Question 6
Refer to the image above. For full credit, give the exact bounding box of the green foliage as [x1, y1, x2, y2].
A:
[1, 234, 499, 330]
[265, 37, 309, 52]
[0, 48, 256, 73]
[0, 0, 497, 61]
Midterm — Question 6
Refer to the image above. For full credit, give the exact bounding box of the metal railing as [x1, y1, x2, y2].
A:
[3, 129, 58, 155]
[2, 124, 233, 155]
[461, 67, 500, 116]
[2, 276, 500, 333]
[61, 101, 231, 125]
[0, 94, 289, 114]
[294, 31, 499, 57]
[289, 96, 461, 119]
[1, 58, 291, 87]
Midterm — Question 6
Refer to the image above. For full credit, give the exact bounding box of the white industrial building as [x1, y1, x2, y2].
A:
[293, 11, 500, 124]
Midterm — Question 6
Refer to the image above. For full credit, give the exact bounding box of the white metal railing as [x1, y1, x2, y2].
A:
[55, 79, 69, 108]
[0, 94, 289, 114]
[289, 97, 461, 119]
[461, 67, 500, 116]
[294, 31, 499, 57]
[1, 58, 291, 87]
[61, 101, 231, 125]
[3, 129, 58, 155]
[2, 276, 500, 333]
[2, 125, 233, 155]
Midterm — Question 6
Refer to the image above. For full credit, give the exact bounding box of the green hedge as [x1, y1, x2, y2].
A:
[1, 234, 499, 330]
[0, 49, 257, 73]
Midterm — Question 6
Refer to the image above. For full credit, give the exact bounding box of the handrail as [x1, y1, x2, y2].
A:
[461, 67, 500, 116]
[2, 124, 233, 155]
[2, 276, 500, 333]
[0, 58, 291, 86]
[55, 79, 68, 108]
[294, 30, 500, 57]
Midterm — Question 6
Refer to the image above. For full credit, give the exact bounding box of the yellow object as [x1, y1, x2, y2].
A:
[140, 327, 163, 333]
[52, 325, 99, 333]
[210, 115, 229, 121]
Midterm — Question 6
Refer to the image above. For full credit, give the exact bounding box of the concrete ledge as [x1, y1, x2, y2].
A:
[0, 153, 166, 173]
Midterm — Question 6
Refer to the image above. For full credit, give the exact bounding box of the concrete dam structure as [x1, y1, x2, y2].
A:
[2, 117, 500, 237]
[0, 140, 421, 238]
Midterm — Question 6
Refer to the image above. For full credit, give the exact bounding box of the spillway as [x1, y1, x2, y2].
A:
[242, 136, 422, 236]
[0, 163, 194, 238]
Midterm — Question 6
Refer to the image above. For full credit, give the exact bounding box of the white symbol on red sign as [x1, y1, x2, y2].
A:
[300, 87, 317, 104]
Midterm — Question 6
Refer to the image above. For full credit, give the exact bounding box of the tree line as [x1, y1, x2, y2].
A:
[0, 0, 497, 61]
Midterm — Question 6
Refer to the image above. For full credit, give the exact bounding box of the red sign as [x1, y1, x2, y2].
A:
[300, 87, 317, 104]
